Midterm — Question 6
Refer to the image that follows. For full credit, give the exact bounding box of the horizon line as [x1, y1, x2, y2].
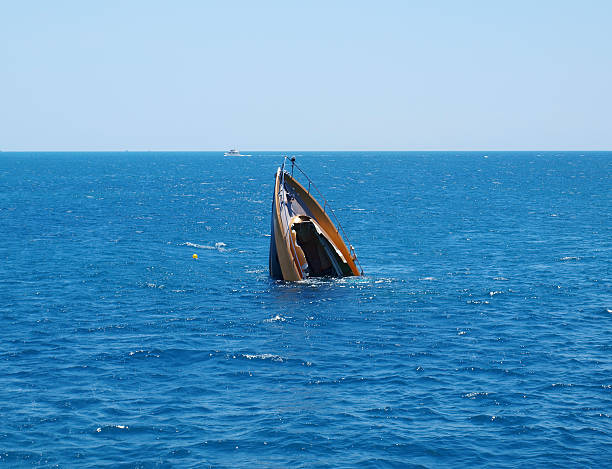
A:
[1, 149, 611, 153]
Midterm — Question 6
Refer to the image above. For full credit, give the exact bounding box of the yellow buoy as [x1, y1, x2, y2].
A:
[192, 253, 198, 259]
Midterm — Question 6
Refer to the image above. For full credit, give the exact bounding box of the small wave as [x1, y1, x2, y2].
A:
[468, 414, 529, 424]
[129, 350, 160, 358]
[242, 353, 284, 362]
[419, 277, 437, 281]
[182, 241, 206, 248]
[560, 256, 580, 261]
[181, 241, 228, 252]
[264, 314, 286, 323]
[374, 279, 394, 284]
[463, 392, 489, 399]
[245, 268, 266, 274]
[96, 424, 128, 433]
[489, 291, 503, 297]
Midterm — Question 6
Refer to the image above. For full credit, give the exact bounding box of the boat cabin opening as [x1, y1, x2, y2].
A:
[289, 216, 353, 278]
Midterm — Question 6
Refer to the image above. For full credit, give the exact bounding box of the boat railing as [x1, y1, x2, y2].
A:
[278, 155, 364, 276]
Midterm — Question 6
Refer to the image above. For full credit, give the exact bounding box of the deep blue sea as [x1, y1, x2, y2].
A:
[1, 151, 611, 468]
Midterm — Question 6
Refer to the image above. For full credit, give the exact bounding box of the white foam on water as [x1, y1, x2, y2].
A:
[182, 242, 207, 248]
[264, 314, 286, 323]
[243, 353, 284, 362]
[181, 241, 228, 252]
[96, 424, 129, 433]
[463, 392, 489, 399]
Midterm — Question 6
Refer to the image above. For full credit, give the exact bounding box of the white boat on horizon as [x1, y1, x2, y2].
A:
[224, 149, 251, 156]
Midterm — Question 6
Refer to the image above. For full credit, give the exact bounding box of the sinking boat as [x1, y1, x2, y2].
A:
[269, 157, 363, 281]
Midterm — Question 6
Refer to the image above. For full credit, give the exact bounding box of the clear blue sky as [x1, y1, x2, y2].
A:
[1, 0, 610, 151]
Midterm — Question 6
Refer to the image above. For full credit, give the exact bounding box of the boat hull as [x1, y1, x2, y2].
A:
[269, 197, 284, 279]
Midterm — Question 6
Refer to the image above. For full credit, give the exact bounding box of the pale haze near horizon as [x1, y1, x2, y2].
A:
[1, 0, 610, 151]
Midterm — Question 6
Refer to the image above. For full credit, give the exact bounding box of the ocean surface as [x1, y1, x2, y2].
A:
[1, 151, 611, 468]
